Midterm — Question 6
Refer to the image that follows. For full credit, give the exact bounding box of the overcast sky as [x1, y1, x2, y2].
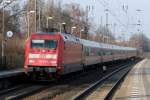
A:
[61, 0, 149, 39]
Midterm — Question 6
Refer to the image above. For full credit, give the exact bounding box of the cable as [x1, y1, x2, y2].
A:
[97, 0, 130, 29]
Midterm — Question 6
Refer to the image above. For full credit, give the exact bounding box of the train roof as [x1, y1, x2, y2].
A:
[31, 32, 136, 51]
[32, 32, 69, 35]
[60, 33, 136, 51]
[81, 39, 136, 51]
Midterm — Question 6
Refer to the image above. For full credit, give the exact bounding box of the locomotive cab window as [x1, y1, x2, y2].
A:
[31, 39, 57, 49]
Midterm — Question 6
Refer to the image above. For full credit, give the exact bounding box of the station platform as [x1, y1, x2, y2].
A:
[0, 69, 24, 79]
[113, 58, 150, 100]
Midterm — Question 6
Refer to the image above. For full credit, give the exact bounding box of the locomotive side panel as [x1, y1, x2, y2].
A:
[24, 38, 31, 73]
[62, 41, 83, 74]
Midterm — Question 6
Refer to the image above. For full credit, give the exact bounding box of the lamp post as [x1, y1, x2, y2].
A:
[46, 16, 53, 28]
[2, 0, 11, 66]
[59, 22, 66, 33]
[47, 16, 66, 33]
[104, 9, 109, 43]
[27, 10, 36, 37]
[54, 22, 66, 33]
[136, 9, 143, 55]
[80, 29, 84, 39]
[71, 26, 76, 34]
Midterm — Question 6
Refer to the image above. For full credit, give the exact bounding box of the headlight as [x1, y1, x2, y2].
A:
[29, 59, 34, 63]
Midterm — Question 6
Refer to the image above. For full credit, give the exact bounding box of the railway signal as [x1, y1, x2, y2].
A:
[6, 31, 13, 38]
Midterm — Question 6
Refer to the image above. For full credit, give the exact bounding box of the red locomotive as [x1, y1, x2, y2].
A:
[24, 32, 137, 79]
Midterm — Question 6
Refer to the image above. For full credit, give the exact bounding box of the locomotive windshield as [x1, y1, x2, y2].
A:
[31, 39, 57, 49]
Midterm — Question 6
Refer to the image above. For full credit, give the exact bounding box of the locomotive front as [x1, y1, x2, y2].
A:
[24, 33, 63, 79]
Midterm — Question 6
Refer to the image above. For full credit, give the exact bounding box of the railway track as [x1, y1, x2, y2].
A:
[0, 59, 139, 100]
[23, 60, 137, 100]
[73, 61, 135, 100]
[0, 81, 59, 100]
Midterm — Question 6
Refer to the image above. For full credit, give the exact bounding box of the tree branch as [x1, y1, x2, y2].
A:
[0, 0, 19, 9]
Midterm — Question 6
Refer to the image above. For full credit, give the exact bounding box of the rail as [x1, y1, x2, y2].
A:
[73, 61, 136, 100]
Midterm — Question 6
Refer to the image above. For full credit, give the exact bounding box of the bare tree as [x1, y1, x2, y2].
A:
[0, 0, 26, 69]
[129, 33, 150, 54]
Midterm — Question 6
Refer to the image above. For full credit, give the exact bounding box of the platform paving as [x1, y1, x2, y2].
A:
[113, 58, 150, 100]
[0, 69, 24, 78]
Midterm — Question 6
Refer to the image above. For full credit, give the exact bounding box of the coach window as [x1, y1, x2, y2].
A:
[105, 51, 112, 55]
[119, 50, 121, 54]
[98, 51, 103, 56]
[85, 47, 90, 56]
[103, 50, 105, 55]
[90, 48, 94, 56]
[103, 50, 106, 55]
[88, 47, 91, 56]
[111, 50, 114, 55]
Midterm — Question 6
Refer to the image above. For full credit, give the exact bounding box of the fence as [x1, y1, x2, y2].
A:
[0, 54, 24, 70]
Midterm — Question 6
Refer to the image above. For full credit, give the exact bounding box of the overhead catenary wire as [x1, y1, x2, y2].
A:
[96, 0, 133, 31]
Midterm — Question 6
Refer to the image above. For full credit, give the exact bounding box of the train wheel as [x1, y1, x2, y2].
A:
[52, 73, 60, 79]
[97, 64, 101, 71]
[30, 73, 38, 81]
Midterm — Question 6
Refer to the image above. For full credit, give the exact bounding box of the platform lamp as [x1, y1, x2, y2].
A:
[27, 10, 36, 37]
[80, 29, 84, 39]
[71, 26, 76, 34]
[46, 17, 53, 29]
[47, 16, 66, 33]
[59, 22, 66, 33]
